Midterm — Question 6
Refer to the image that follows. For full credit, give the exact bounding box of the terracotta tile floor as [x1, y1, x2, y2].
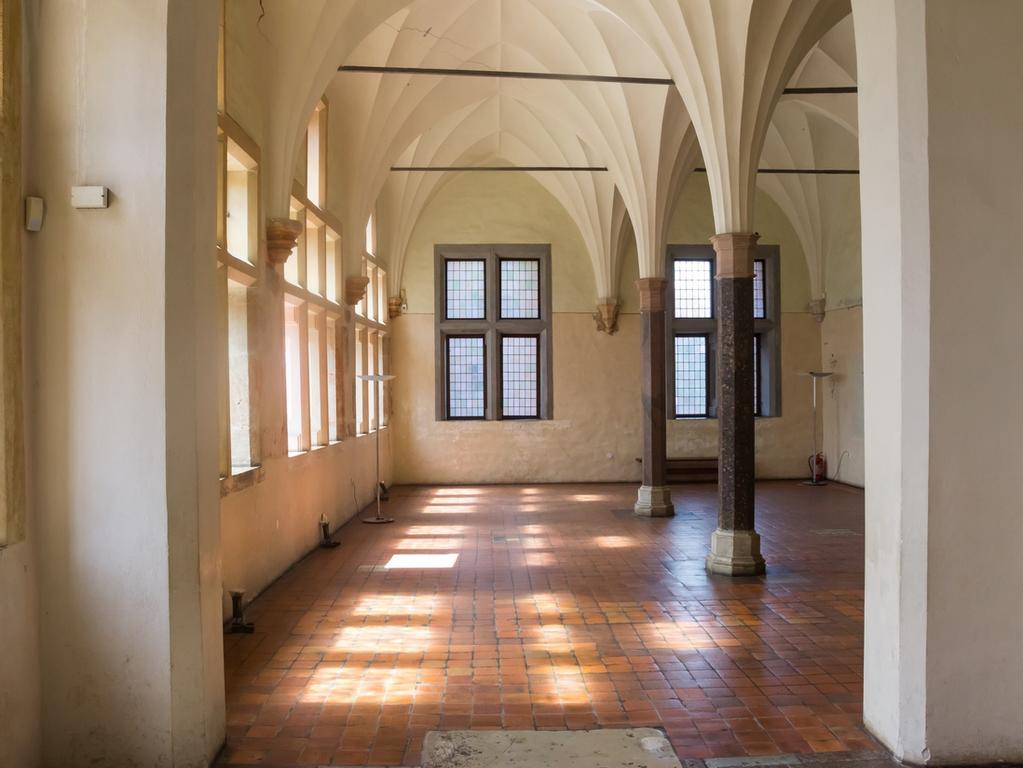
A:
[221, 481, 876, 766]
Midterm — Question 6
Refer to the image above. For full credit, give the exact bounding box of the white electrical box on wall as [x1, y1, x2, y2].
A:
[71, 186, 109, 209]
[25, 197, 44, 232]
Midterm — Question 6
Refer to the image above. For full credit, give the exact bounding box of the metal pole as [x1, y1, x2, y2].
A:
[360, 373, 395, 524]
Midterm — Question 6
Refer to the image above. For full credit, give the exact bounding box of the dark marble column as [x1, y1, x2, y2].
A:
[634, 278, 674, 517]
[706, 234, 765, 574]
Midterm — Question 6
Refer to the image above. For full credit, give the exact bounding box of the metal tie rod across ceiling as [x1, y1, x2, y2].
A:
[341, 65, 857, 95]
[340, 64, 673, 85]
[694, 167, 859, 175]
[391, 166, 609, 173]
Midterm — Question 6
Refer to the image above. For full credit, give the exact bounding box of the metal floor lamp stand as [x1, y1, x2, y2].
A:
[801, 371, 833, 486]
[357, 373, 396, 524]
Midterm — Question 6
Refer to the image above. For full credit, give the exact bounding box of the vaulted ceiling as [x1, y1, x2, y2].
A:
[258, 0, 857, 302]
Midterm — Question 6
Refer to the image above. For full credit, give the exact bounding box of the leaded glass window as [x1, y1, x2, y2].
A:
[753, 259, 766, 319]
[447, 336, 485, 419]
[667, 246, 781, 419]
[436, 246, 552, 421]
[674, 335, 708, 418]
[500, 259, 540, 319]
[502, 336, 539, 418]
[445, 259, 486, 319]
[673, 259, 713, 318]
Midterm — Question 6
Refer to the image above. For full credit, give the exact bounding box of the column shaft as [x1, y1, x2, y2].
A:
[707, 234, 764, 574]
[634, 278, 674, 517]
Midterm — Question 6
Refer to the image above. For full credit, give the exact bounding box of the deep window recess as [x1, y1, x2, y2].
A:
[667, 245, 781, 419]
[436, 245, 553, 420]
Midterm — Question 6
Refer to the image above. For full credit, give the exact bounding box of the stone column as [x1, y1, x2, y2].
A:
[706, 233, 765, 575]
[634, 278, 674, 517]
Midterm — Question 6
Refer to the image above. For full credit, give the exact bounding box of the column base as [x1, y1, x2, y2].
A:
[706, 528, 766, 576]
[634, 485, 675, 517]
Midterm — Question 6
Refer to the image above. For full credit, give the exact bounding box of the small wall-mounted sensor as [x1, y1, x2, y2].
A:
[25, 196, 44, 232]
[71, 185, 109, 209]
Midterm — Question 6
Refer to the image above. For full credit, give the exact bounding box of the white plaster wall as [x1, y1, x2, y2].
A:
[24, 1, 224, 765]
[855, 1, 931, 756]
[821, 306, 864, 487]
[392, 171, 823, 484]
[858, 0, 1023, 761]
[922, 0, 1023, 759]
[0, 536, 40, 768]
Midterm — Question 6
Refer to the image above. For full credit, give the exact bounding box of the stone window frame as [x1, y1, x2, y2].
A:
[666, 244, 781, 420]
[216, 116, 262, 481]
[0, 0, 24, 547]
[434, 244, 553, 421]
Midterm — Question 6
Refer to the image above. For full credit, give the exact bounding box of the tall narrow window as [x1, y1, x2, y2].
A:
[284, 301, 305, 453]
[674, 335, 709, 418]
[326, 317, 339, 442]
[367, 331, 378, 431]
[366, 214, 376, 256]
[753, 259, 767, 319]
[435, 246, 552, 421]
[225, 141, 258, 264]
[217, 121, 260, 478]
[308, 310, 325, 447]
[667, 246, 781, 418]
[306, 99, 327, 208]
[355, 329, 367, 434]
[227, 280, 253, 467]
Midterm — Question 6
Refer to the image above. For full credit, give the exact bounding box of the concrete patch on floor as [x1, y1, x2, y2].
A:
[423, 729, 681, 768]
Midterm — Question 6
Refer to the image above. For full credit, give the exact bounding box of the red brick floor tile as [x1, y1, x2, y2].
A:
[221, 482, 877, 766]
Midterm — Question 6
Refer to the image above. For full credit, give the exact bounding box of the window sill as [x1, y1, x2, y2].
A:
[220, 465, 264, 497]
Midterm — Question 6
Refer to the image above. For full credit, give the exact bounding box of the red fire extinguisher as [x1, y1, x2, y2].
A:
[809, 453, 827, 483]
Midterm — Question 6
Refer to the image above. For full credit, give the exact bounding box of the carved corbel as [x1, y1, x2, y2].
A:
[344, 275, 371, 307]
[809, 296, 826, 324]
[594, 298, 621, 335]
[266, 218, 303, 267]
[388, 296, 403, 319]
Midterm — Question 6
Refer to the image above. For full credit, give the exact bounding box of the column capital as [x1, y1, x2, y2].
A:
[636, 277, 668, 312]
[710, 232, 760, 278]
[266, 218, 303, 267]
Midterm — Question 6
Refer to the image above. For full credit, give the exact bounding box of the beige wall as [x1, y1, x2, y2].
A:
[0, 536, 40, 768]
[391, 170, 824, 484]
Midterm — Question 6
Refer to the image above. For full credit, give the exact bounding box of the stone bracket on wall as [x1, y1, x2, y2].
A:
[266, 218, 303, 266]
[593, 299, 620, 334]
[809, 296, 826, 323]
[345, 275, 371, 307]
[388, 295, 404, 319]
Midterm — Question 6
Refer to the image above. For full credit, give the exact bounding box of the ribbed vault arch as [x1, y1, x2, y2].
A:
[257, 0, 854, 287]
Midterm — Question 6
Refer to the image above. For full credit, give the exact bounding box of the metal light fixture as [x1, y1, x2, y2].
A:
[357, 373, 396, 523]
